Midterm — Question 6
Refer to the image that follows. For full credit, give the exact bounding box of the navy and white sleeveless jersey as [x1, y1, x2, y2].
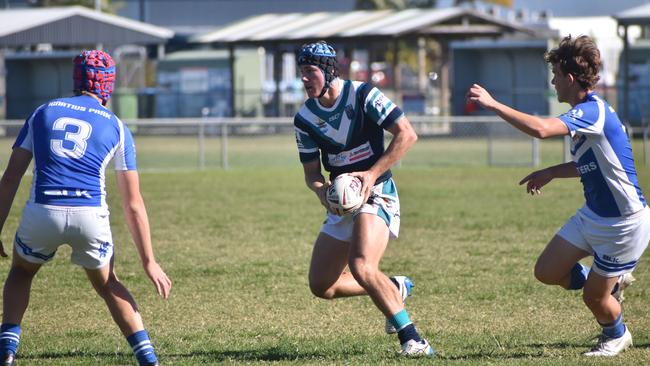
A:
[559, 92, 646, 217]
[294, 80, 404, 183]
[13, 95, 136, 208]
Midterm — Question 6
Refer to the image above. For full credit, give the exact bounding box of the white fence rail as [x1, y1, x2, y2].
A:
[0, 116, 646, 170]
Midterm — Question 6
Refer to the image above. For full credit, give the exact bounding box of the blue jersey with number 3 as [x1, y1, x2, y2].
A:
[13, 95, 136, 208]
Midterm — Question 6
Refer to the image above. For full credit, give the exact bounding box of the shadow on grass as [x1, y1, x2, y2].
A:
[528, 340, 650, 349]
[526, 341, 590, 349]
[19, 350, 131, 362]
[439, 340, 650, 361]
[20, 342, 650, 363]
[171, 348, 363, 362]
[20, 347, 364, 363]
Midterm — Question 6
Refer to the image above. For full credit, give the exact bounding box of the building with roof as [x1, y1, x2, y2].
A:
[0, 6, 173, 119]
[615, 3, 650, 125]
[185, 7, 541, 117]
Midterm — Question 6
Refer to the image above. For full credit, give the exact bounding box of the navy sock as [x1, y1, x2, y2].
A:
[599, 313, 626, 339]
[388, 309, 422, 344]
[127, 330, 158, 366]
[397, 324, 422, 345]
[568, 263, 590, 290]
[0, 324, 20, 356]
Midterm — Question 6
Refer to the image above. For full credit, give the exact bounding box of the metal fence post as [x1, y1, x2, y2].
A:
[563, 135, 571, 163]
[199, 108, 208, 169]
[643, 125, 650, 165]
[532, 137, 540, 167]
[487, 123, 494, 166]
[221, 119, 229, 170]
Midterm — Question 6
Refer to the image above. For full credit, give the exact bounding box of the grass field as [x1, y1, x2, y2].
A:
[1, 136, 650, 365]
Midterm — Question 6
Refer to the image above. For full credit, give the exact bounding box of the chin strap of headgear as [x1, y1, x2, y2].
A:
[297, 41, 339, 98]
[73, 50, 116, 106]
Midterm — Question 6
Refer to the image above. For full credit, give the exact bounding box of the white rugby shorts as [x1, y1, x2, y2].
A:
[557, 205, 650, 277]
[14, 203, 114, 269]
[321, 177, 400, 242]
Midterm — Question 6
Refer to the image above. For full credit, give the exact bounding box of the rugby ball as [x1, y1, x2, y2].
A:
[326, 174, 364, 216]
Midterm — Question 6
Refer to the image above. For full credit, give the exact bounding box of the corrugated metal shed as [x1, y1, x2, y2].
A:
[616, 3, 650, 25]
[615, 3, 650, 122]
[191, 7, 536, 45]
[0, 6, 174, 47]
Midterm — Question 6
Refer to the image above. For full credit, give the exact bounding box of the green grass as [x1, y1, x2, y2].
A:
[1, 138, 650, 365]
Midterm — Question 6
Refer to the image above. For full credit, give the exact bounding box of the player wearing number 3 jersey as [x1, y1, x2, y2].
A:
[0, 50, 171, 366]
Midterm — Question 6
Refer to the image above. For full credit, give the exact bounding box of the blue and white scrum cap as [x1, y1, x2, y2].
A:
[297, 41, 340, 96]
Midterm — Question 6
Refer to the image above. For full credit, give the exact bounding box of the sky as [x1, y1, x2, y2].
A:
[442, 0, 650, 17]
[111, 0, 650, 27]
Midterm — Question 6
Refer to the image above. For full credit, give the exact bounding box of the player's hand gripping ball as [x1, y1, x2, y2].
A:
[326, 173, 364, 216]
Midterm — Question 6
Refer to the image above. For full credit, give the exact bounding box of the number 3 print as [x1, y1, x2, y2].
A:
[50, 118, 92, 159]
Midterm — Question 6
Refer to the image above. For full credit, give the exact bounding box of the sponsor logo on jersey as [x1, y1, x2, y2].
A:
[577, 161, 598, 174]
[327, 142, 374, 167]
[316, 117, 327, 128]
[328, 112, 341, 122]
[43, 189, 91, 198]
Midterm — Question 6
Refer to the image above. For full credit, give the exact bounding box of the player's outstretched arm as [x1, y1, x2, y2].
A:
[0, 148, 32, 258]
[519, 162, 579, 195]
[116, 170, 172, 298]
[467, 83, 568, 139]
[350, 116, 417, 202]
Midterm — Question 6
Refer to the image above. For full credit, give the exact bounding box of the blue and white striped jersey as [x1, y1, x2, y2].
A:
[559, 92, 646, 217]
[294, 80, 404, 183]
[13, 95, 136, 208]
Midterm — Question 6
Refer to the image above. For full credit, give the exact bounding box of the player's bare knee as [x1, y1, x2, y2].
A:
[309, 281, 335, 299]
[582, 287, 610, 308]
[582, 292, 606, 308]
[533, 262, 557, 285]
[533, 266, 549, 284]
[348, 259, 377, 288]
[8, 264, 38, 281]
[94, 275, 123, 299]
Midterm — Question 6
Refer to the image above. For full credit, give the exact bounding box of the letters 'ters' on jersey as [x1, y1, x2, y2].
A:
[12, 95, 137, 208]
[559, 92, 646, 217]
[293, 80, 404, 183]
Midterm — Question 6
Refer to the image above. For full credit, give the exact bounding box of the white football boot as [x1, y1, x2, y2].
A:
[399, 339, 435, 357]
[612, 273, 635, 303]
[385, 276, 414, 334]
[584, 328, 633, 357]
